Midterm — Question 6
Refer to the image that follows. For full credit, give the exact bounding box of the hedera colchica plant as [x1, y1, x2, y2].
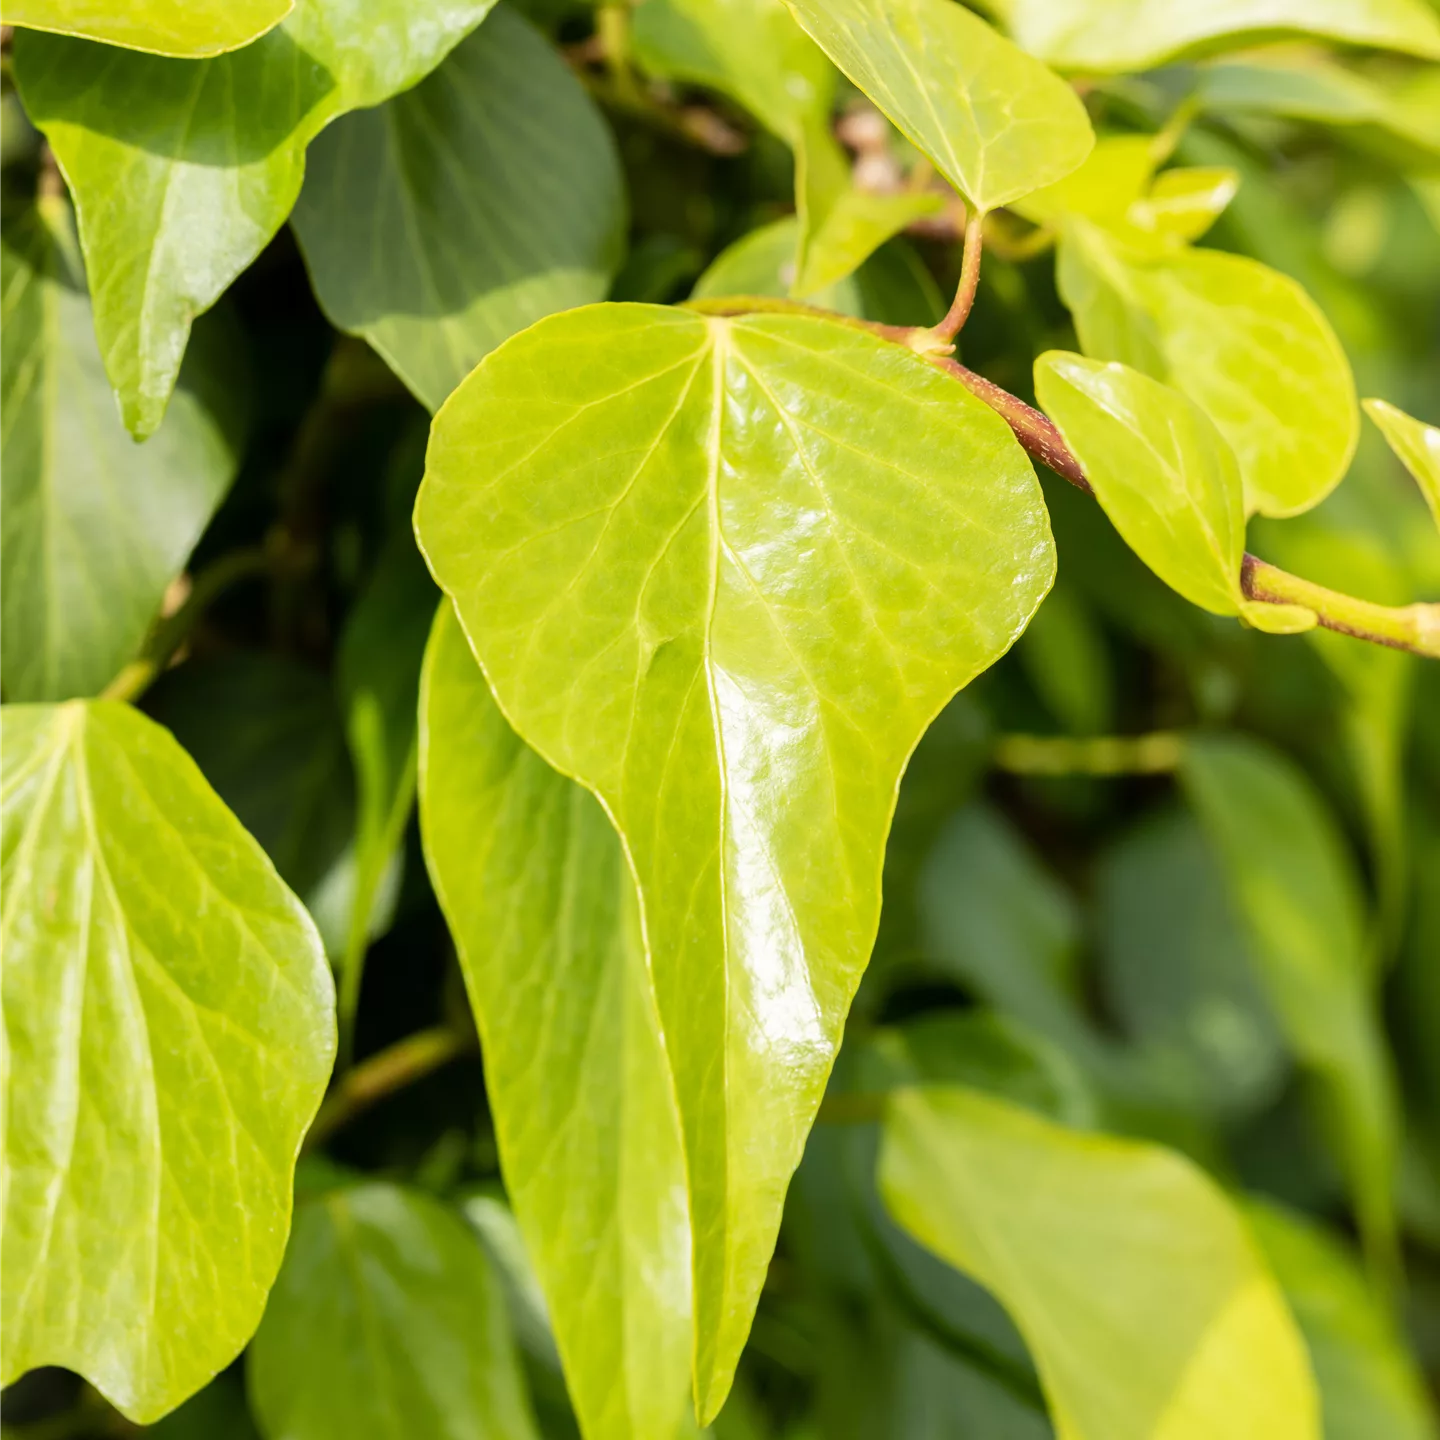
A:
[3, 0, 1440, 1437]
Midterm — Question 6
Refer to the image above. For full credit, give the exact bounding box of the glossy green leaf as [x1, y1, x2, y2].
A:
[1365, 398, 1440, 531]
[1181, 734, 1399, 1263]
[12, 0, 498, 438]
[879, 1086, 1321, 1440]
[249, 1183, 538, 1440]
[784, 0, 1093, 213]
[1247, 1201, 1439, 1440]
[1, 199, 246, 703]
[1, 700, 335, 1421]
[292, 8, 624, 413]
[419, 602, 691, 1440]
[3, 0, 291, 58]
[1003, 0, 1440, 73]
[415, 302, 1054, 1419]
[1057, 218, 1358, 518]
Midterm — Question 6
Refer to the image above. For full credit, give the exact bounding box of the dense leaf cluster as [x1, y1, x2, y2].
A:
[2, 1, 1440, 1437]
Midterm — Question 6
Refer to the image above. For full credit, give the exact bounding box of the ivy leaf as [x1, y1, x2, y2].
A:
[1034, 351, 1314, 634]
[879, 1086, 1321, 1440]
[12, 0, 498, 439]
[419, 603, 691, 1440]
[1, 199, 246, 703]
[291, 8, 625, 413]
[1365, 399, 1440, 532]
[1181, 734, 1399, 1267]
[0, 701, 335, 1422]
[1057, 218, 1358, 518]
[414, 303, 1054, 1419]
[784, 0, 1093, 213]
[4, 0, 291, 58]
[248, 1183, 539, 1440]
[1003, 0, 1440, 73]
[1247, 1200, 1440, 1440]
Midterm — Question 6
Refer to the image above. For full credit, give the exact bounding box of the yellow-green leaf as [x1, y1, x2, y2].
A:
[3, 0, 291, 58]
[248, 1183, 539, 1440]
[794, 185, 946, 298]
[1058, 218, 1358, 518]
[784, 0, 1093, 213]
[12, 0, 498, 438]
[1004, 0, 1440, 73]
[879, 1086, 1320, 1440]
[414, 302, 1054, 1419]
[418, 602, 691, 1440]
[1, 701, 335, 1422]
[292, 8, 625, 413]
[1009, 135, 1157, 228]
[1365, 398, 1440, 532]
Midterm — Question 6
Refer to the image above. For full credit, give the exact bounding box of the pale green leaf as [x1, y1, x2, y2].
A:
[3, 0, 291, 58]
[1036, 351, 1247, 617]
[415, 302, 1054, 1419]
[1, 199, 245, 703]
[1004, 0, 1440, 73]
[292, 8, 625, 412]
[1129, 167, 1240, 244]
[1009, 135, 1156, 228]
[1365, 398, 1440, 532]
[794, 186, 945, 298]
[0, 700, 335, 1422]
[248, 1183, 538, 1440]
[1057, 218, 1358, 517]
[879, 1086, 1320, 1440]
[12, 0, 498, 438]
[1247, 1201, 1439, 1440]
[418, 602, 691, 1440]
[784, 0, 1093, 213]
[1181, 734, 1399, 1263]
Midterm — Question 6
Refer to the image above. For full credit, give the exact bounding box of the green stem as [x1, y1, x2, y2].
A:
[992, 732, 1185, 777]
[305, 1026, 470, 1152]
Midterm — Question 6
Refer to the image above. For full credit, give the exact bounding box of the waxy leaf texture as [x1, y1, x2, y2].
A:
[415, 303, 1054, 1419]
[0, 702, 335, 1421]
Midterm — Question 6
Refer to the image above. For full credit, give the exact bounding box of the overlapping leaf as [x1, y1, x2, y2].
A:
[1057, 218, 1358, 517]
[879, 1086, 1320, 1440]
[1, 199, 246, 702]
[415, 302, 1054, 1419]
[1, 701, 335, 1422]
[3, 0, 291, 57]
[248, 1183, 538, 1440]
[292, 7, 625, 413]
[12, 0, 498, 438]
[1002, 0, 1440, 73]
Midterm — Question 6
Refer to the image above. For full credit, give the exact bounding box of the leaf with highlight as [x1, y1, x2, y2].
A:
[4, 0, 291, 58]
[1365, 399, 1440, 532]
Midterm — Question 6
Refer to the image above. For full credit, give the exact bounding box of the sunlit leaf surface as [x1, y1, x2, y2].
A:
[4, 0, 291, 58]
[1365, 398, 1440, 532]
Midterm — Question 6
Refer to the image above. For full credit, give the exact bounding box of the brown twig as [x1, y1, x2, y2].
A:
[932, 208, 984, 343]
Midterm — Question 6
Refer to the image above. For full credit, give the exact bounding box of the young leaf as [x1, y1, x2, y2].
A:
[1365, 399, 1440, 531]
[292, 7, 625, 413]
[1181, 735, 1399, 1265]
[4, 0, 292, 58]
[1009, 135, 1157, 229]
[1058, 218, 1358, 518]
[1129, 167, 1241, 244]
[785, 0, 1093, 213]
[415, 302, 1054, 1419]
[1003, 0, 1440, 73]
[12, 0, 498, 438]
[1247, 1201, 1440, 1440]
[879, 1086, 1321, 1440]
[419, 603, 691, 1440]
[1, 200, 246, 703]
[248, 1184, 539, 1440]
[793, 186, 946, 299]
[1, 701, 335, 1422]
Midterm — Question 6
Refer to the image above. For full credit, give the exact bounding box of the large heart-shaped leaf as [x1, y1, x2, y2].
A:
[420, 602, 691, 1440]
[415, 302, 1053, 1418]
[879, 1086, 1320, 1440]
[12, 0, 498, 438]
[292, 7, 625, 413]
[0, 701, 335, 1421]
[1057, 218, 1358, 518]
[5, 0, 291, 58]
[784, 0, 1093, 213]
[1, 199, 246, 703]
[1003, 0, 1440, 73]
[1365, 398, 1440, 532]
[248, 1183, 538, 1440]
